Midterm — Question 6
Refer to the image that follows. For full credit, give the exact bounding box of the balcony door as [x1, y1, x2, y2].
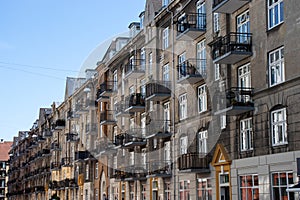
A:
[238, 63, 251, 102]
[178, 53, 186, 79]
[164, 102, 171, 132]
[237, 10, 250, 43]
[196, 40, 206, 75]
[196, 1, 206, 29]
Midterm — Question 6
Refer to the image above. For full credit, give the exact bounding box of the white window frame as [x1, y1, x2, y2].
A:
[180, 136, 188, 155]
[141, 48, 146, 71]
[237, 10, 250, 43]
[163, 64, 170, 81]
[95, 162, 99, 179]
[178, 52, 186, 79]
[148, 52, 153, 75]
[198, 84, 207, 113]
[179, 180, 190, 200]
[240, 118, 253, 151]
[85, 164, 89, 180]
[197, 178, 212, 200]
[215, 64, 220, 81]
[239, 174, 259, 200]
[198, 130, 208, 154]
[269, 47, 284, 87]
[213, 13, 220, 33]
[196, 40, 206, 76]
[238, 63, 251, 88]
[113, 70, 118, 91]
[271, 108, 287, 146]
[271, 171, 294, 200]
[268, 0, 284, 30]
[164, 141, 171, 162]
[179, 94, 187, 120]
[164, 101, 171, 132]
[130, 152, 135, 166]
[163, 27, 169, 50]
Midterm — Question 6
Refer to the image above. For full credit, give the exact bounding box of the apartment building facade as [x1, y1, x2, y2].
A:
[0, 140, 12, 200]
[7, 0, 300, 199]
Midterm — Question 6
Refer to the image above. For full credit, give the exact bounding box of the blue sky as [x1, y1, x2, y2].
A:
[0, 0, 146, 141]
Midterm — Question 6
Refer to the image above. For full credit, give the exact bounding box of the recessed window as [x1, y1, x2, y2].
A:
[272, 171, 294, 200]
[271, 108, 287, 146]
[268, 0, 284, 30]
[180, 136, 188, 155]
[269, 47, 284, 86]
[239, 174, 259, 200]
[240, 118, 253, 151]
[179, 180, 190, 200]
[198, 85, 207, 113]
[179, 94, 187, 120]
[198, 131, 207, 154]
[163, 28, 169, 50]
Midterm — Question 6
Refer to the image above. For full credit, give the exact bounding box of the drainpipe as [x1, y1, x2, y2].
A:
[166, 5, 176, 200]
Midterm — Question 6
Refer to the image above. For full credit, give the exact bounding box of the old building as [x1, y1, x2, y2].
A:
[0, 140, 12, 200]
[7, 0, 300, 199]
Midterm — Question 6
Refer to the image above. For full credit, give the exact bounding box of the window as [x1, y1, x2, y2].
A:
[165, 182, 171, 200]
[163, 27, 169, 50]
[112, 186, 119, 200]
[141, 112, 146, 137]
[95, 189, 99, 200]
[130, 183, 135, 200]
[141, 48, 146, 70]
[237, 10, 250, 43]
[197, 178, 212, 200]
[196, 40, 206, 75]
[198, 131, 208, 154]
[113, 70, 118, 91]
[178, 53, 186, 79]
[122, 68, 125, 95]
[164, 102, 171, 132]
[198, 85, 207, 113]
[271, 108, 287, 146]
[141, 79, 146, 96]
[163, 64, 170, 81]
[240, 118, 253, 151]
[180, 136, 188, 155]
[179, 94, 187, 120]
[239, 174, 259, 200]
[95, 162, 99, 179]
[268, 0, 284, 29]
[272, 172, 294, 200]
[164, 141, 171, 162]
[213, 13, 220, 33]
[179, 180, 190, 200]
[220, 115, 226, 129]
[149, 52, 153, 75]
[196, 1, 206, 29]
[152, 180, 159, 200]
[238, 63, 251, 88]
[269, 47, 284, 86]
[85, 164, 89, 180]
[215, 64, 220, 81]
[142, 184, 147, 200]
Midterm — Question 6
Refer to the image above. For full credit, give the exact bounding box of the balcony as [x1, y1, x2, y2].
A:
[215, 87, 254, 115]
[210, 32, 252, 64]
[75, 103, 88, 114]
[43, 129, 52, 138]
[146, 120, 171, 139]
[115, 102, 130, 117]
[65, 133, 79, 142]
[145, 81, 171, 101]
[125, 93, 146, 113]
[54, 119, 66, 130]
[100, 110, 116, 125]
[212, 0, 250, 13]
[147, 160, 172, 178]
[177, 153, 211, 173]
[123, 128, 147, 149]
[42, 149, 51, 156]
[96, 81, 117, 102]
[176, 13, 206, 40]
[61, 157, 73, 166]
[124, 164, 147, 181]
[37, 135, 45, 143]
[114, 134, 125, 147]
[177, 59, 206, 84]
[84, 99, 97, 109]
[50, 162, 61, 170]
[50, 142, 61, 151]
[124, 60, 145, 79]
[85, 123, 97, 135]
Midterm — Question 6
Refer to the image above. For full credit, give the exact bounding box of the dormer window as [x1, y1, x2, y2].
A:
[129, 22, 141, 38]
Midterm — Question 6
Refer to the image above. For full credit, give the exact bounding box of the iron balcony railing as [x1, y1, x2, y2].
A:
[124, 59, 146, 75]
[226, 87, 254, 107]
[100, 110, 116, 124]
[211, 32, 252, 61]
[97, 81, 117, 98]
[177, 13, 206, 34]
[177, 153, 211, 171]
[146, 120, 171, 138]
[54, 119, 65, 129]
[145, 81, 171, 99]
[126, 93, 146, 107]
[65, 133, 78, 142]
[147, 160, 172, 176]
[177, 59, 207, 80]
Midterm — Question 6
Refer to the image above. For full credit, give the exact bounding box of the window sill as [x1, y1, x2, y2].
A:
[267, 22, 284, 34]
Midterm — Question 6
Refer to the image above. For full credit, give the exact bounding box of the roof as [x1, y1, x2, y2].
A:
[0, 141, 13, 161]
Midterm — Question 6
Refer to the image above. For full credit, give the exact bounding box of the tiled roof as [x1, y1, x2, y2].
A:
[0, 142, 13, 161]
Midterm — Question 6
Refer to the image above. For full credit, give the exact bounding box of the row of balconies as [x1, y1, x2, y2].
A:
[110, 153, 210, 180]
[49, 178, 78, 190]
